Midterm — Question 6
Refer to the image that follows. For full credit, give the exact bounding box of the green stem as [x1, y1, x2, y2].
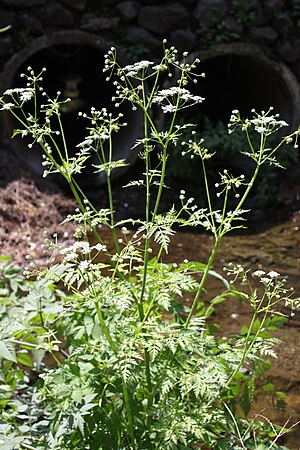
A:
[185, 236, 221, 328]
[202, 158, 216, 233]
[96, 301, 136, 446]
[95, 302, 118, 354]
[226, 309, 268, 387]
[227, 162, 261, 230]
[57, 113, 69, 162]
[122, 380, 136, 449]
[106, 131, 120, 253]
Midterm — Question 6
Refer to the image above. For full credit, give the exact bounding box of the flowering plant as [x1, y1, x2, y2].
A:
[0, 41, 300, 449]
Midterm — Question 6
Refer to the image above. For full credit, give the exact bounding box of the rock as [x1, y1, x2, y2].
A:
[40, 3, 74, 27]
[93, 0, 119, 4]
[194, 0, 227, 27]
[1, 0, 46, 6]
[223, 15, 243, 35]
[277, 39, 300, 63]
[0, 36, 13, 57]
[137, 0, 164, 4]
[265, 0, 284, 12]
[115, 1, 141, 22]
[59, 0, 87, 10]
[138, 3, 191, 34]
[250, 26, 278, 43]
[271, 12, 293, 33]
[0, 11, 17, 29]
[81, 14, 119, 32]
[169, 29, 197, 52]
[232, 0, 258, 8]
[127, 25, 161, 50]
[19, 14, 43, 35]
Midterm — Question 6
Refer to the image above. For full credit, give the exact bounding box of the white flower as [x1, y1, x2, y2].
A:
[253, 270, 266, 277]
[255, 126, 267, 134]
[77, 138, 93, 148]
[161, 104, 177, 113]
[123, 60, 154, 76]
[93, 243, 107, 252]
[78, 260, 90, 271]
[80, 241, 91, 254]
[65, 251, 77, 261]
[20, 88, 34, 102]
[267, 270, 280, 278]
[152, 87, 204, 104]
[260, 277, 271, 284]
[4, 87, 34, 102]
[0, 102, 15, 110]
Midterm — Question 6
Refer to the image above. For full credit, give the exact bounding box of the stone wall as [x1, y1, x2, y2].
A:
[1, 0, 300, 78]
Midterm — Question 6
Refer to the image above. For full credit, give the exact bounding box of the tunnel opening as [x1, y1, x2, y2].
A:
[166, 44, 300, 210]
[191, 54, 293, 125]
[0, 31, 143, 189]
[185, 44, 300, 132]
[167, 45, 300, 135]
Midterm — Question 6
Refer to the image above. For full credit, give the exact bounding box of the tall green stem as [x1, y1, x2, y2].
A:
[185, 236, 220, 328]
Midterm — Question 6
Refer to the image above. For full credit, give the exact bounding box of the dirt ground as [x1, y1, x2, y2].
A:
[1, 143, 300, 448]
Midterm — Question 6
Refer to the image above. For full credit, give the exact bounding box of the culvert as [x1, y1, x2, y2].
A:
[186, 42, 300, 140]
[0, 31, 143, 189]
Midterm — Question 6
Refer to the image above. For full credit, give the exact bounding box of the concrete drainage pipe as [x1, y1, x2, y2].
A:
[0, 31, 143, 189]
[187, 42, 300, 136]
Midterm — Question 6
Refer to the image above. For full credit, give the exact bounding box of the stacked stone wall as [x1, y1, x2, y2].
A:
[0, 0, 300, 78]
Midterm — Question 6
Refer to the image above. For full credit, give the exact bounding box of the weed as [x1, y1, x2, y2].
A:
[0, 41, 299, 449]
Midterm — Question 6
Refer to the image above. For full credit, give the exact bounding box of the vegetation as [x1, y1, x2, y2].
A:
[167, 116, 298, 208]
[0, 41, 300, 449]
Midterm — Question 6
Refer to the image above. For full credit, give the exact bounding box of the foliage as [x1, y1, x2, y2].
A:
[230, 0, 259, 27]
[1, 41, 300, 449]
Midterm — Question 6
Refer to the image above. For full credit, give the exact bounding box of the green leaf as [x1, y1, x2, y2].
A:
[91, 322, 102, 341]
[72, 388, 83, 403]
[208, 269, 231, 290]
[275, 391, 287, 399]
[0, 341, 16, 362]
[69, 363, 80, 376]
[241, 325, 248, 335]
[210, 295, 228, 306]
[0, 256, 11, 263]
[17, 352, 33, 367]
[263, 382, 274, 393]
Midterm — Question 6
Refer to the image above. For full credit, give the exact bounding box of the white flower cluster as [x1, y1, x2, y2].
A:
[60, 240, 107, 262]
[152, 87, 204, 114]
[0, 87, 35, 110]
[4, 87, 34, 102]
[215, 170, 246, 198]
[250, 108, 288, 135]
[122, 60, 154, 77]
[77, 107, 126, 148]
[181, 136, 213, 160]
[228, 107, 289, 136]
[253, 269, 281, 285]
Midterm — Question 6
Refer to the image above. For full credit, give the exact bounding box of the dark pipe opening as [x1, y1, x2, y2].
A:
[185, 44, 300, 130]
[166, 44, 300, 209]
[182, 44, 300, 169]
[0, 32, 143, 189]
[195, 54, 290, 123]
